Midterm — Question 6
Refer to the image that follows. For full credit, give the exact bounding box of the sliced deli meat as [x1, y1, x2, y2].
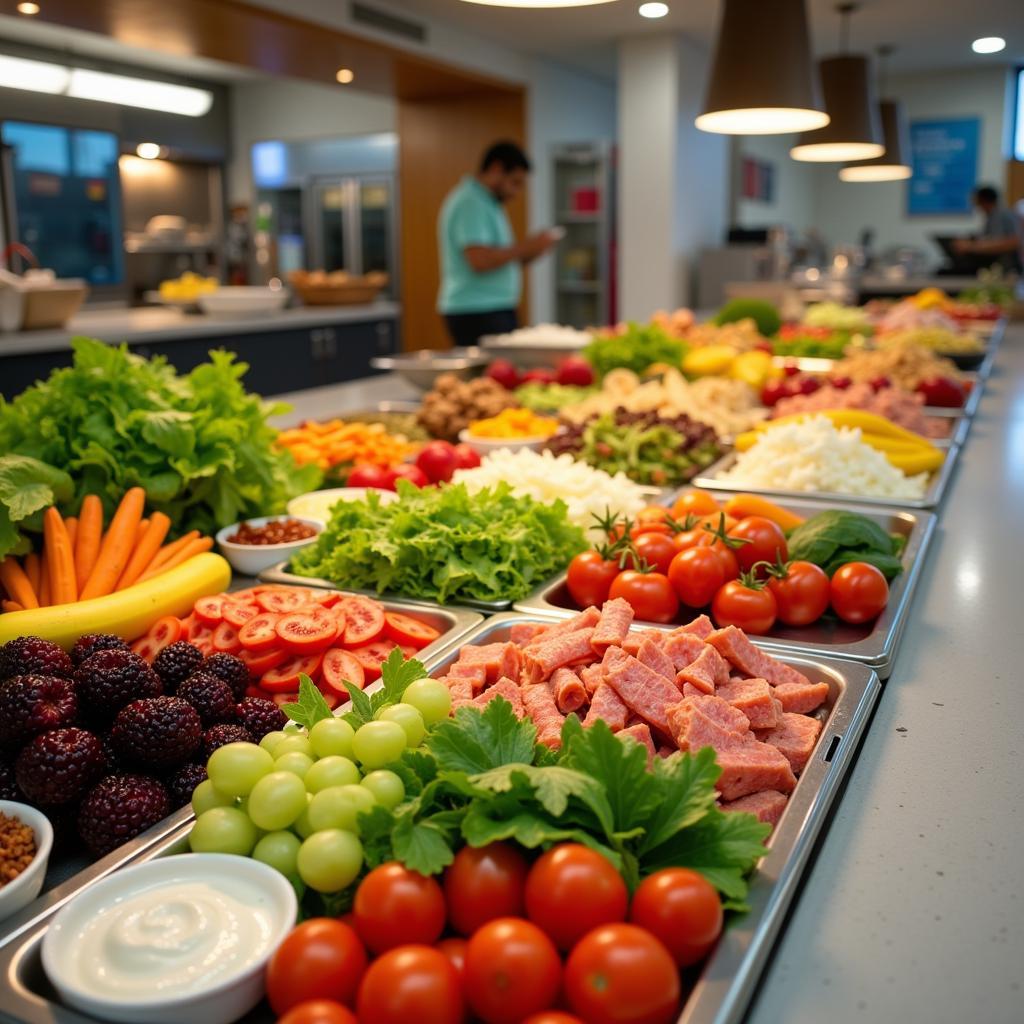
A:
[636, 637, 677, 682]
[522, 628, 597, 683]
[446, 674, 474, 709]
[590, 597, 635, 652]
[583, 684, 629, 732]
[510, 622, 549, 646]
[758, 712, 823, 773]
[521, 680, 565, 749]
[715, 678, 780, 730]
[551, 667, 588, 714]
[471, 677, 525, 718]
[618, 722, 656, 762]
[604, 652, 684, 735]
[672, 615, 714, 639]
[707, 625, 813, 688]
[579, 663, 605, 697]
[773, 680, 830, 715]
[662, 631, 708, 671]
[676, 643, 730, 694]
[721, 790, 790, 830]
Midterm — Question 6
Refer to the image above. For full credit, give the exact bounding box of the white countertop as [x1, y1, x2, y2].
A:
[0, 301, 400, 356]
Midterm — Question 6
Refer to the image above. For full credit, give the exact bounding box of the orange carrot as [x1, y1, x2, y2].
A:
[75, 495, 104, 592]
[23, 554, 41, 598]
[65, 516, 78, 551]
[137, 536, 213, 582]
[116, 512, 171, 591]
[136, 518, 150, 548]
[2, 600, 24, 614]
[43, 507, 78, 606]
[145, 531, 200, 574]
[0, 558, 39, 610]
[80, 488, 146, 600]
[38, 550, 51, 607]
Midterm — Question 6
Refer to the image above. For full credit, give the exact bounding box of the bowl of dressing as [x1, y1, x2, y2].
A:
[41, 853, 297, 1024]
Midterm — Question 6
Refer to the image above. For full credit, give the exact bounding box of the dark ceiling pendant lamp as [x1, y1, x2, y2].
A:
[840, 47, 912, 180]
[790, 3, 883, 162]
[695, 0, 829, 135]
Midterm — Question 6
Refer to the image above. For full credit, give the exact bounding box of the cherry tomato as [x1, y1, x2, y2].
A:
[631, 532, 677, 575]
[193, 595, 228, 626]
[276, 610, 339, 653]
[667, 547, 725, 609]
[337, 597, 385, 646]
[631, 521, 673, 537]
[829, 562, 889, 624]
[766, 561, 830, 626]
[463, 917, 562, 1024]
[356, 945, 463, 1024]
[346, 463, 394, 489]
[222, 601, 259, 630]
[524, 844, 628, 951]
[709, 542, 740, 581]
[387, 464, 429, 488]
[435, 936, 467, 979]
[415, 441, 459, 484]
[443, 841, 529, 936]
[670, 526, 705, 552]
[238, 646, 287, 678]
[265, 919, 367, 1014]
[608, 571, 678, 624]
[629, 868, 723, 967]
[567, 550, 621, 608]
[383, 611, 440, 650]
[564, 923, 680, 1024]
[353, 862, 446, 954]
[256, 587, 310, 614]
[452, 442, 482, 469]
[348, 639, 398, 681]
[276, 1002, 357, 1024]
[636, 505, 673, 525]
[320, 648, 366, 697]
[211, 621, 242, 654]
[671, 490, 721, 518]
[727, 516, 788, 574]
[260, 652, 324, 691]
[711, 579, 777, 634]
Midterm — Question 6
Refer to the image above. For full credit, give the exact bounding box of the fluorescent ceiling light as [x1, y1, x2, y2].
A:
[0, 54, 69, 94]
[458, 0, 616, 6]
[639, 2, 669, 16]
[68, 69, 212, 116]
[971, 37, 1005, 54]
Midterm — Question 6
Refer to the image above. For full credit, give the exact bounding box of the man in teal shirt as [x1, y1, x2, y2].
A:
[438, 141, 556, 347]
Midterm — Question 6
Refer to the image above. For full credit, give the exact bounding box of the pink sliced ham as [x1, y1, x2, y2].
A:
[661, 632, 707, 671]
[621, 628, 665, 656]
[444, 674, 474, 709]
[675, 644, 730, 694]
[446, 662, 488, 695]
[636, 637, 677, 682]
[603, 652, 684, 735]
[715, 677, 779, 730]
[551, 667, 588, 715]
[617, 722, 656, 762]
[758, 712, 823, 773]
[522, 628, 598, 684]
[455, 642, 523, 684]
[721, 790, 789, 830]
[590, 598, 634, 652]
[579, 663, 605, 697]
[671, 615, 714, 639]
[525, 608, 601, 649]
[521, 680, 565, 748]
[706, 626, 812, 688]
[510, 622, 549, 646]
[471, 677, 525, 718]
[772, 681, 830, 714]
[582, 684, 629, 732]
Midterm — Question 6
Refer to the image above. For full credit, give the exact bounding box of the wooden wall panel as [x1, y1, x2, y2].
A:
[1007, 161, 1024, 207]
[398, 91, 528, 351]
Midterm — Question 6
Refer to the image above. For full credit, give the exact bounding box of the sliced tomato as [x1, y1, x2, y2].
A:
[244, 685, 266, 700]
[179, 613, 198, 637]
[304, 589, 343, 608]
[399, 645, 419, 660]
[223, 602, 260, 629]
[227, 587, 263, 603]
[321, 648, 367, 696]
[260, 652, 325, 692]
[238, 613, 282, 651]
[256, 587, 313, 615]
[147, 614, 183, 648]
[190, 626, 214, 655]
[130, 636, 159, 662]
[239, 646, 288, 679]
[212, 621, 243, 655]
[349, 639, 397, 682]
[383, 612, 441, 650]
[270, 692, 298, 707]
[338, 597, 386, 647]
[194, 595, 229, 626]
[275, 609, 339, 653]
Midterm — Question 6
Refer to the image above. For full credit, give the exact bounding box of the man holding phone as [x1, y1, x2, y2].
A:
[437, 140, 559, 347]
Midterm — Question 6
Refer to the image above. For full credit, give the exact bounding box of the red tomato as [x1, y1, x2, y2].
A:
[348, 639, 397, 681]
[766, 561, 830, 626]
[275, 610, 339, 653]
[443, 841, 529, 936]
[608, 571, 678, 624]
[353, 862, 446, 954]
[222, 602, 259, 630]
[129, 636, 160, 662]
[710, 542, 740, 581]
[671, 490, 721, 518]
[463, 918, 562, 1024]
[636, 505, 673, 525]
[452, 442, 482, 470]
[415, 441, 459, 484]
[567, 550, 621, 608]
[629, 868, 723, 967]
[387, 464, 429, 488]
[631, 532, 677, 575]
[256, 587, 311, 615]
[211, 621, 242, 655]
[346, 464, 393, 490]
[383, 611, 440, 650]
[356, 945, 463, 1024]
[133, 615, 183, 662]
[564, 923, 680, 1024]
[276, 1002, 357, 1024]
[238, 613, 281, 651]
[320, 648, 366, 696]
[667, 547, 725, 609]
[671, 526, 704, 552]
[727, 517, 788, 574]
[829, 562, 889, 624]
[435, 937, 467, 979]
[193, 595, 228, 626]
[238, 646, 287, 678]
[338, 597, 385, 646]
[711, 579, 777, 634]
[265, 919, 367, 1014]
[524, 844, 628, 951]
[260, 652, 324, 691]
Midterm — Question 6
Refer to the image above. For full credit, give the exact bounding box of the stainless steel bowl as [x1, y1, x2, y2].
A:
[371, 347, 489, 391]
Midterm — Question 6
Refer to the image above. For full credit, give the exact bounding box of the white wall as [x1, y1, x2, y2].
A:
[734, 133, 817, 232]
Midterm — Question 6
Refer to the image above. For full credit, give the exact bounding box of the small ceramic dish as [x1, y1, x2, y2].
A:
[286, 486, 398, 524]
[215, 515, 323, 576]
[457, 429, 549, 456]
[0, 800, 53, 923]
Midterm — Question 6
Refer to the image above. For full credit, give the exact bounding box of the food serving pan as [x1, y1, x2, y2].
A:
[370, 346, 488, 390]
[516, 495, 935, 679]
[0, 613, 880, 1024]
[478, 334, 590, 368]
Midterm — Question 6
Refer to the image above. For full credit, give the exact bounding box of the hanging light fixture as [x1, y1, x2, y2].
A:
[790, 3, 883, 162]
[695, 0, 828, 135]
[840, 47, 912, 181]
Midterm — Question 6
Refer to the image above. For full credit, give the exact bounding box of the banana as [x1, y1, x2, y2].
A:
[758, 410, 934, 446]
[884, 448, 945, 475]
[0, 552, 231, 650]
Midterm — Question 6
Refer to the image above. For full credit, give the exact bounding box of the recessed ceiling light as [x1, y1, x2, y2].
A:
[971, 37, 1005, 54]
[336, 68, 355, 84]
[639, 2, 669, 17]
[136, 142, 162, 160]
[16, 2, 40, 14]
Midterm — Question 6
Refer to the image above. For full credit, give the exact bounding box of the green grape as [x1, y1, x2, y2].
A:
[259, 730, 290, 756]
[274, 735, 313, 758]
[309, 717, 356, 759]
[190, 779, 234, 816]
[247, 771, 308, 830]
[189, 807, 258, 855]
[401, 678, 452, 725]
[377, 703, 426, 747]
[308, 784, 376, 833]
[304, 755, 361, 793]
[274, 752, 315, 778]
[352, 721, 406, 769]
[207, 742, 274, 797]
[293, 794, 315, 839]
[297, 829, 363, 893]
[252, 830, 302, 877]
[360, 770, 405, 810]
[283, 721, 304, 734]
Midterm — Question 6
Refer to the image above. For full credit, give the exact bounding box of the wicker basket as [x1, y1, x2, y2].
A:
[289, 271, 386, 307]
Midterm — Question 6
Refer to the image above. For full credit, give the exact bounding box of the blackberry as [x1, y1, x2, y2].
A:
[15, 727, 105, 805]
[165, 762, 208, 809]
[78, 774, 170, 857]
[76, 649, 161, 718]
[71, 634, 129, 668]
[111, 697, 202, 769]
[0, 636, 73, 681]
[202, 723, 253, 759]
[178, 672, 236, 726]
[235, 696, 286, 740]
[152, 642, 204, 693]
[202, 653, 250, 701]
[0, 674, 78, 745]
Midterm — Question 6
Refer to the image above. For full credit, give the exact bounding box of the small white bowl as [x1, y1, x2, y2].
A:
[216, 515, 323, 576]
[0, 800, 53, 923]
[287, 486, 398, 524]
[197, 286, 288, 319]
[458, 428, 551, 456]
[42, 853, 297, 1024]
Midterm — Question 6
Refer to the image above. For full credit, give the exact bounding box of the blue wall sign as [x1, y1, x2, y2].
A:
[908, 118, 980, 215]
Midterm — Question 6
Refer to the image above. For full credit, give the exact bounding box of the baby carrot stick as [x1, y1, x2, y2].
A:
[137, 536, 213, 582]
[65, 516, 78, 551]
[0, 558, 39, 610]
[38, 550, 50, 607]
[116, 512, 171, 591]
[80, 487, 146, 601]
[136, 518, 150, 548]
[144, 530, 199, 574]
[23, 553, 41, 598]
[43, 507, 77, 605]
[2, 600, 24, 614]
[75, 495, 103, 592]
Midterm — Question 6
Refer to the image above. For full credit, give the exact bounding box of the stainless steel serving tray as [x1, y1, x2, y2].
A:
[922, 406, 970, 447]
[516, 495, 935, 678]
[0, 613, 880, 1024]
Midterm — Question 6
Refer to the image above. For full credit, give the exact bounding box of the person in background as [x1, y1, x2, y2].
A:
[953, 185, 1022, 271]
[438, 141, 558, 347]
